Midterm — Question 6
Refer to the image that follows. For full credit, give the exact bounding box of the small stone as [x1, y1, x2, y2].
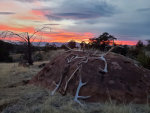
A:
[144, 74, 148, 78]
[111, 62, 122, 70]
[109, 80, 115, 84]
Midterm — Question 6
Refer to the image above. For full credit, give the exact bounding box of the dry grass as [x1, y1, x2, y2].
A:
[0, 50, 150, 113]
[0, 61, 48, 112]
[7, 93, 150, 113]
[145, 51, 150, 57]
[40, 49, 65, 61]
[10, 53, 22, 62]
[10, 49, 65, 62]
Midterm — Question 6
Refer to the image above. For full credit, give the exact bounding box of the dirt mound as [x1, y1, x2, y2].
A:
[30, 50, 150, 104]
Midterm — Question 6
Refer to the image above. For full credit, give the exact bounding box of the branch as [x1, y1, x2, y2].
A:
[66, 55, 77, 63]
[67, 55, 87, 63]
[78, 57, 88, 65]
[101, 46, 114, 57]
[1, 31, 28, 42]
[65, 45, 83, 52]
[63, 65, 81, 92]
[30, 27, 51, 39]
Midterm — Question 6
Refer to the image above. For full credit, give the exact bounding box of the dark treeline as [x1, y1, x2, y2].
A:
[0, 32, 150, 69]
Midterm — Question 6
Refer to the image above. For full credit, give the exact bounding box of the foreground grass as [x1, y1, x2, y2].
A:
[0, 59, 150, 113]
[3, 92, 150, 113]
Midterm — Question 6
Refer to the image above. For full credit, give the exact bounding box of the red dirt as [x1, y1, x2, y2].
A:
[30, 51, 150, 103]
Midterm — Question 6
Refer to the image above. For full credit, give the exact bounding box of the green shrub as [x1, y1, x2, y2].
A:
[33, 52, 43, 61]
[137, 51, 150, 69]
[112, 45, 129, 56]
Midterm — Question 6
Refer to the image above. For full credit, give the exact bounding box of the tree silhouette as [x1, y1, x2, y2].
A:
[80, 41, 86, 50]
[136, 40, 144, 49]
[67, 40, 76, 49]
[90, 32, 117, 51]
[146, 40, 150, 50]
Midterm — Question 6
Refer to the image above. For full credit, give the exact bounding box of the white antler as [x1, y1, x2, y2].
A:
[99, 55, 108, 73]
[98, 46, 114, 73]
[67, 55, 87, 63]
[65, 45, 83, 52]
[51, 74, 63, 95]
[67, 55, 77, 63]
[87, 55, 108, 73]
[65, 55, 89, 90]
[74, 76, 90, 106]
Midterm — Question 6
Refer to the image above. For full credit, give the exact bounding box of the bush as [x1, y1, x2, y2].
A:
[127, 48, 141, 59]
[33, 52, 43, 61]
[137, 51, 150, 69]
[112, 45, 129, 56]
[67, 40, 76, 49]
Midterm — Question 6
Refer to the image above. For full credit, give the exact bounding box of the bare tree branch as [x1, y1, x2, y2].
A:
[30, 26, 51, 39]
[2, 31, 28, 42]
[63, 65, 81, 92]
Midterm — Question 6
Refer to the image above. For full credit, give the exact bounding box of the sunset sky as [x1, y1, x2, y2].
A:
[0, 0, 150, 45]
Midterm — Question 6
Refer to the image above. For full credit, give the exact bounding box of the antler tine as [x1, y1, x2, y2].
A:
[51, 74, 63, 96]
[74, 75, 90, 106]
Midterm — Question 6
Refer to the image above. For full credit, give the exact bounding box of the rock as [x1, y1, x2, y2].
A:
[30, 51, 150, 103]
[38, 63, 46, 68]
[18, 61, 29, 67]
[111, 62, 122, 70]
[108, 80, 115, 84]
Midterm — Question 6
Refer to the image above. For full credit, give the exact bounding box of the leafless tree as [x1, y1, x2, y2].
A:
[0, 27, 50, 65]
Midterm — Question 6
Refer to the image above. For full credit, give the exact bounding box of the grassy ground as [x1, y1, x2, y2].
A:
[0, 52, 150, 113]
[145, 51, 150, 57]
[10, 49, 65, 62]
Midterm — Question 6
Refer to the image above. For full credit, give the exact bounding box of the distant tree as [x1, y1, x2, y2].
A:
[67, 40, 76, 49]
[0, 27, 50, 65]
[44, 43, 50, 52]
[80, 41, 86, 50]
[112, 45, 129, 56]
[136, 40, 144, 48]
[147, 40, 150, 45]
[137, 51, 150, 69]
[60, 44, 68, 50]
[146, 40, 150, 50]
[52, 43, 57, 48]
[80, 41, 90, 50]
[44, 43, 57, 51]
[90, 32, 117, 51]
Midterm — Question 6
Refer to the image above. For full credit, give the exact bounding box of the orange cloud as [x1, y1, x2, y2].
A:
[0, 24, 137, 45]
[115, 40, 137, 45]
[0, 24, 35, 33]
[0, 24, 94, 42]
[41, 31, 94, 42]
[31, 10, 45, 16]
